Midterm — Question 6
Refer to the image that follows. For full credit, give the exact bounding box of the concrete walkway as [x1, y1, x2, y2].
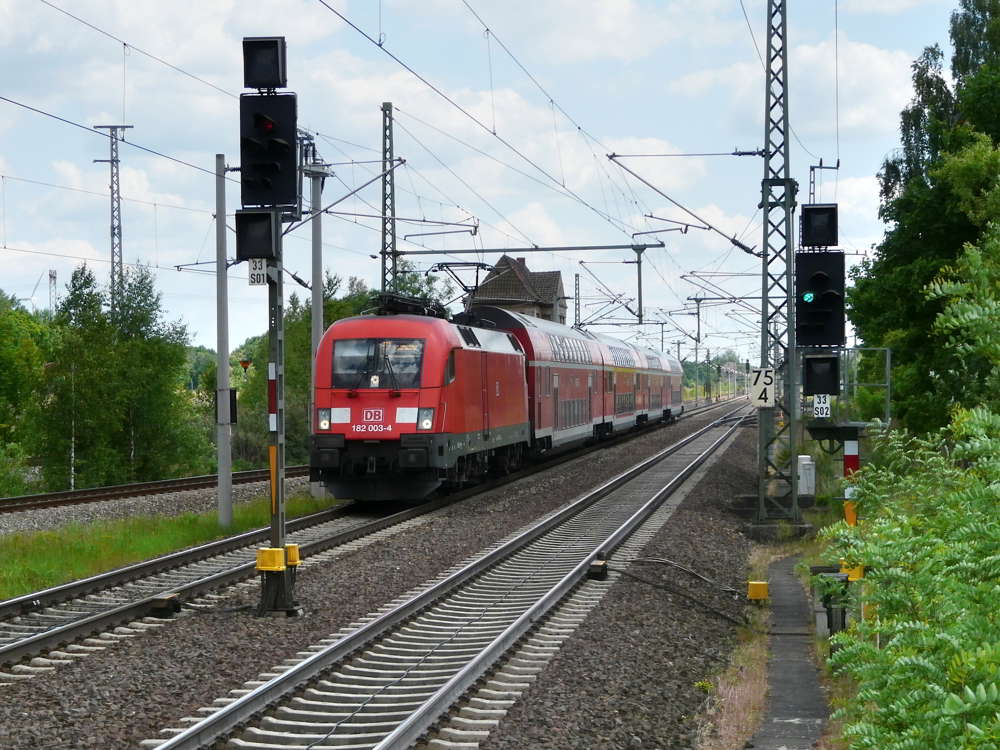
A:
[750, 554, 828, 750]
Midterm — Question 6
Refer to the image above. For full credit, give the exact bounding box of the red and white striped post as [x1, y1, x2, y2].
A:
[843, 439, 859, 525]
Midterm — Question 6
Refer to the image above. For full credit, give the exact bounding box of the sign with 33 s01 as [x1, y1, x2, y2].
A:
[249, 258, 267, 286]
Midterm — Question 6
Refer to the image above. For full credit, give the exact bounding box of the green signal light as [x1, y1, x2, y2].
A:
[803, 291, 815, 303]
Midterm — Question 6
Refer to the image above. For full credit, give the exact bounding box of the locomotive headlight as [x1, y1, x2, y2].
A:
[317, 409, 331, 431]
[416, 407, 435, 431]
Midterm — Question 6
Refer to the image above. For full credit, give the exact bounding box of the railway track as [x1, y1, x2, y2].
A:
[147, 404, 751, 750]
[0, 466, 311, 514]
[0, 398, 740, 677]
[1, 398, 738, 516]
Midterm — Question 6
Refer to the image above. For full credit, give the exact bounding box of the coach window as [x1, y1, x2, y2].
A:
[546, 367, 551, 396]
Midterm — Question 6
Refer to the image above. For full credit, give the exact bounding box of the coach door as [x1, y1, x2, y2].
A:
[481, 352, 490, 441]
[588, 373, 593, 423]
[552, 372, 559, 430]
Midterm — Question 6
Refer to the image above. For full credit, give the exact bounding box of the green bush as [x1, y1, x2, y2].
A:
[822, 411, 1000, 749]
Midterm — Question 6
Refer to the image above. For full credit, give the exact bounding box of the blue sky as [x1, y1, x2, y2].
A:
[0, 0, 957, 360]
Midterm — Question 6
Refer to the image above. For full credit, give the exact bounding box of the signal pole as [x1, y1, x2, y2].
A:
[216, 154, 233, 528]
[305, 141, 330, 499]
[237, 36, 301, 616]
[757, 0, 800, 523]
[93, 124, 132, 316]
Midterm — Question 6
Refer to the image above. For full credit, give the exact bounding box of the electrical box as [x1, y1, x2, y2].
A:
[747, 581, 769, 600]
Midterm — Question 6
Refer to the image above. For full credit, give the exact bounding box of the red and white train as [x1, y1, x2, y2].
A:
[309, 305, 684, 501]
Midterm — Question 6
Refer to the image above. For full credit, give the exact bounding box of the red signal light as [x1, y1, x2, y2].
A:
[253, 112, 276, 132]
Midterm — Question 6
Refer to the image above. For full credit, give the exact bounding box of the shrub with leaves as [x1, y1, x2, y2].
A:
[822, 412, 1000, 749]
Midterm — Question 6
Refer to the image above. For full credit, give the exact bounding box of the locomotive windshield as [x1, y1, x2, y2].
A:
[332, 338, 425, 389]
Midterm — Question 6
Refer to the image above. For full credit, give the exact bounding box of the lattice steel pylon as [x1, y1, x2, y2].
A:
[94, 125, 133, 316]
[381, 102, 398, 293]
[48, 270, 57, 312]
[757, 0, 800, 522]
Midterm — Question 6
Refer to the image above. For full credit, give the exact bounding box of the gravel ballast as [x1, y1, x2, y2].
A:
[0, 404, 756, 750]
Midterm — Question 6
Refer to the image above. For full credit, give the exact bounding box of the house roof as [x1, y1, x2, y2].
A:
[470, 255, 563, 305]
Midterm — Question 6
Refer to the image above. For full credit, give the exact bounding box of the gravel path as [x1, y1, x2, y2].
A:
[0, 405, 752, 750]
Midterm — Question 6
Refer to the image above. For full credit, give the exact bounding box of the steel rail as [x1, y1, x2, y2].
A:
[153, 405, 748, 750]
[0, 504, 352, 621]
[1, 398, 739, 514]
[0, 398, 739, 670]
[0, 466, 310, 513]
[0, 502, 426, 667]
[378, 409, 750, 749]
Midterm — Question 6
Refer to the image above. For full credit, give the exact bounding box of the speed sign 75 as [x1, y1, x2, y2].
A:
[750, 368, 776, 408]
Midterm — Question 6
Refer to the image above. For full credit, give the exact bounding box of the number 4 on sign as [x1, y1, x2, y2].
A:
[750, 368, 776, 408]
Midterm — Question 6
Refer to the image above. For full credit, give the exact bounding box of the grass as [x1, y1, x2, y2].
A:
[695, 601, 772, 750]
[0, 493, 335, 601]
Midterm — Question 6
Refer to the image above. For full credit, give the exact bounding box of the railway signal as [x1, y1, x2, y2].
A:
[235, 209, 280, 260]
[239, 36, 300, 617]
[243, 36, 287, 89]
[795, 251, 845, 347]
[800, 203, 838, 247]
[239, 93, 297, 208]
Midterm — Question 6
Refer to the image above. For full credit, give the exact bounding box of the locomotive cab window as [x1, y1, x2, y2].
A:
[331, 338, 424, 389]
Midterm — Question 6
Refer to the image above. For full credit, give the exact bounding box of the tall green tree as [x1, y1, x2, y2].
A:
[848, 3, 1000, 431]
[30, 265, 211, 489]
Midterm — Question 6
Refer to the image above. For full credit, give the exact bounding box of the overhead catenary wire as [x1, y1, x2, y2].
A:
[392, 107, 640, 237]
[609, 155, 759, 258]
[0, 95, 235, 183]
[314, 0, 641, 242]
[39, 0, 239, 101]
[393, 118, 537, 248]
[314, 122, 502, 245]
[0, 174, 214, 214]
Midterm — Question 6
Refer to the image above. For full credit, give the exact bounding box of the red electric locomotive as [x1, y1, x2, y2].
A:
[310, 311, 530, 501]
[309, 302, 685, 501]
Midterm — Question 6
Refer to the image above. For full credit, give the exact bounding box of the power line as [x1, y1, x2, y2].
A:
[393, 119, 536, 247]
[39, 0, 238, 101]
[0, 95, 233, 182]
[737, 0, 820, 161]
[313, 0, 636, 240]
[0, 174, 213, 214]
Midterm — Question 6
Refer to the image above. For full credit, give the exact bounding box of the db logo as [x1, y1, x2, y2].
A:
[362, 408, 384, 422]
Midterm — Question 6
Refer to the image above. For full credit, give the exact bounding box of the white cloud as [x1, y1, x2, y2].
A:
[667, 33, 913, 142]
[791, 36, 912, 139]
[399, 0, 745, 65]
[843, 0, 940, 14]
[498, 202, 565, 247]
